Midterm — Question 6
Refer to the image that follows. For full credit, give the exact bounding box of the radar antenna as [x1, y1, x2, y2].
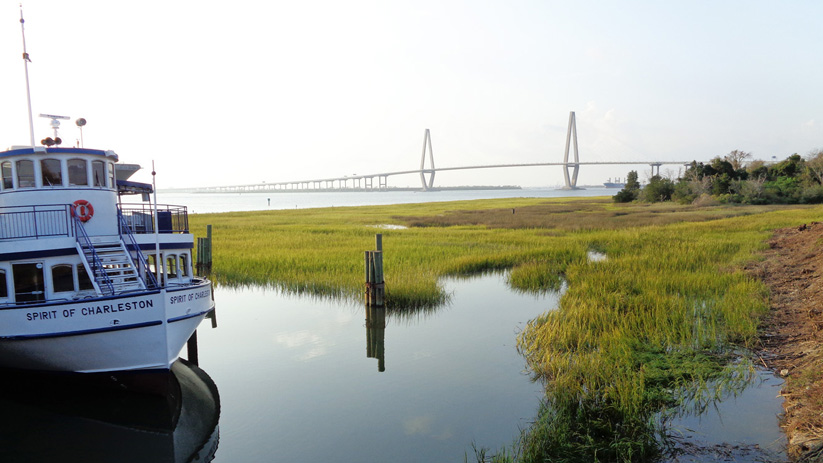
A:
[38, 114, 69, 146]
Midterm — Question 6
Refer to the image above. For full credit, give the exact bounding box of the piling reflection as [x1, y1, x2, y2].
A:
[366, 305, 387, 371]
[0, 359, 220, 462]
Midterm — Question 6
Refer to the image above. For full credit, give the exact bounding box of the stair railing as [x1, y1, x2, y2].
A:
[118, 209, 159, 289]
[73, 217, 116, 296]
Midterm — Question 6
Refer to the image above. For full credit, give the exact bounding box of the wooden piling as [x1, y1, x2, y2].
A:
[364, 234, 385, 307]
[196, 224, 213, 273]
[186, 330, 199, 366]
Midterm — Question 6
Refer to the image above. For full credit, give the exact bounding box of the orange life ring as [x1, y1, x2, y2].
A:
[72, 199, 94, 222]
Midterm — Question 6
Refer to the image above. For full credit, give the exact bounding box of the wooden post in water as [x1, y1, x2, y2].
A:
[364, 234, 385, 307]
[206, 224, 212, 267]
[196, 224, 213, 274]
[187, 330, 199, 366]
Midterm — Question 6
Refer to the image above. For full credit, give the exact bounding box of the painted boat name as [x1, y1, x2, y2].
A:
[26, 299, 154, 321]
[169, 288, 210, 305]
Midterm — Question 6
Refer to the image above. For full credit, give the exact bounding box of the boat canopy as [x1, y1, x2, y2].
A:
[117, 179, 153, 196]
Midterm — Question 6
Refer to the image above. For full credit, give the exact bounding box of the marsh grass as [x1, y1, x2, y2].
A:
[189, 198, 823, 462]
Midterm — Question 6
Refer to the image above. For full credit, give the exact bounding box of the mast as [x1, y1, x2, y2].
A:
[152, 161, 165, 288]
[19, 5, 36, 147]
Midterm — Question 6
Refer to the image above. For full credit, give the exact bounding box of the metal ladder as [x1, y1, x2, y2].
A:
[75, 220, 147, 296]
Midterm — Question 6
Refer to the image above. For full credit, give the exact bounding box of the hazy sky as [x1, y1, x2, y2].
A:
[1, 1, 820, 188]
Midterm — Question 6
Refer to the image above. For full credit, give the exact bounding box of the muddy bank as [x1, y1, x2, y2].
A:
[748, 222, 823, 461]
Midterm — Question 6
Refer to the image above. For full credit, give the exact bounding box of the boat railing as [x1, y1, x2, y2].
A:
[118, 204, 189, 235]
[0, 204, 74, 241]
[117, 210, 159, 289]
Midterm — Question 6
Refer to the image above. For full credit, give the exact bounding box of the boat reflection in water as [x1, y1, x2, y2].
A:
[0, 359, 219, 462]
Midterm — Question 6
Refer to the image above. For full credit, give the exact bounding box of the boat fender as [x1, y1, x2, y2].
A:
[72, 199, 94, 222]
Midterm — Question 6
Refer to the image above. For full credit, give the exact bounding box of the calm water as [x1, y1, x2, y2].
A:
[168, 187, 787, 461]
[665, 369, 786, 462]
[197, 273, 553, 462]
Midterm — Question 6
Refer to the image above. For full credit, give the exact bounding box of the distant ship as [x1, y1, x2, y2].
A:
[603, 178, 626, 188]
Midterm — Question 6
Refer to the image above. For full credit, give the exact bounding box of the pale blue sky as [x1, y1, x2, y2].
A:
[1, 1, 820, 188]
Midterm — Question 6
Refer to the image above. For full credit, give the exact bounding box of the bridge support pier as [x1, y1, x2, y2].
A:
[561, 111, 581, 190]
[419, 129, 435, 190]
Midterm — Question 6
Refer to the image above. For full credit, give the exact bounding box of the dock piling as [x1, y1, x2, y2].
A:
[365, 234, 385, 307]
[196, 224, 213, 273]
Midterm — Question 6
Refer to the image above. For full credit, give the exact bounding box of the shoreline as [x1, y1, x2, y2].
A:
[749, 222, 823, 460]
[163, 185, 525, 194]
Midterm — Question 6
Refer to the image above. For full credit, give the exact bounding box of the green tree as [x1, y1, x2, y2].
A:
[770, 154, 804, 179]
[613, 170, 640, 203]
[625, 171, 640, 190]
[804, 148, 823, 185]
[639, 175, 675, 202]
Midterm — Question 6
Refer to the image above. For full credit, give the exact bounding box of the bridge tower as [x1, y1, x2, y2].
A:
[419, 129, 435, 190]
[561, 111, 580, 190]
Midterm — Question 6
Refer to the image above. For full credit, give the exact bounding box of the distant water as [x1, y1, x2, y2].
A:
[152, 187, 616, 214]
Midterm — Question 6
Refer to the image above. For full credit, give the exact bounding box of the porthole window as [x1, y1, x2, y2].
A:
[108, 162, 115, 189]
[68, 159, 88, 186]
[16, 160, 35, 188]
[92, 160, 106, 187]
[1, 161, 12, 190]
[166, 254, 178, 279]
[180, 254, 190, 277]
[41, 158, 63, 187]
[52, 264, 74, 292]
[0, 270, 8, 298]
[146, 254, 162, 284]
[77, 265, 94, 290]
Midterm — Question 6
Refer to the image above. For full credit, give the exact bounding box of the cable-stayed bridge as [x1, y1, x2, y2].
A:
[195, 112, 689, 193]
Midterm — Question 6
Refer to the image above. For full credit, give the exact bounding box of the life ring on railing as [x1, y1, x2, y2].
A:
[72, 199, 94, 222]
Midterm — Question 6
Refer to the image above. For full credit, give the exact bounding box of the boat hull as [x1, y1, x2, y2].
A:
[0, 280, 213, 372]
[0, 359, 220, 462]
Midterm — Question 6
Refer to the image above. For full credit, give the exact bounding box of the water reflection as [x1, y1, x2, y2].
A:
[0, 359, 220, 463]
[663, 367, 786, 462]
[365, 305, 386, 372]
[197, 274, 553, 463]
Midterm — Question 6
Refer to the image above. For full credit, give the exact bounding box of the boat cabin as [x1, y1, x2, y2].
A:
[0, 146, 194, 307]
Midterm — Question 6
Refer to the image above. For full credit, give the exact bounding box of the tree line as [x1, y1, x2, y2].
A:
[614, 148, 823, 204]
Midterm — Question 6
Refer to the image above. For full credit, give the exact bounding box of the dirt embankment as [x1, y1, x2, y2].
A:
[748, 222, 823, 461]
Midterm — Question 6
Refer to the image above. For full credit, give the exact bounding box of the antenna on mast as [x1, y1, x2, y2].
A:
[19, 4, 35, 148]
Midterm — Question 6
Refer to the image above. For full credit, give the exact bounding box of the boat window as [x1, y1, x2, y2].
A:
[180, 254, 189, 277]
[77, 265, 94, 290]
[166, 255, 178, 279]
[92, 160, 106, 187]
[13, 263, 45, 303]
[41, 158, 63, 187]
[51, 264, 74, 292]
[68, 159, 89, 186]
[16, 160, 35, 188]
[147, 254, 162, 284]
[0, 270, 7, 298]
[1, 161, 12, 190]
[108, 162, 115, 189]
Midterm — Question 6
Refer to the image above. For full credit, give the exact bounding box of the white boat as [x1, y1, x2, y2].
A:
[0, 9, 214, 373]
[0, 139, 215, 372]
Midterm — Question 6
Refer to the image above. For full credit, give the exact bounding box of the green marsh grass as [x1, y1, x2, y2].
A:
[189, 198, 822, 461]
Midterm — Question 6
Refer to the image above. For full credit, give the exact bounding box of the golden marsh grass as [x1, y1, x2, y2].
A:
[189, 197, 821, 461]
